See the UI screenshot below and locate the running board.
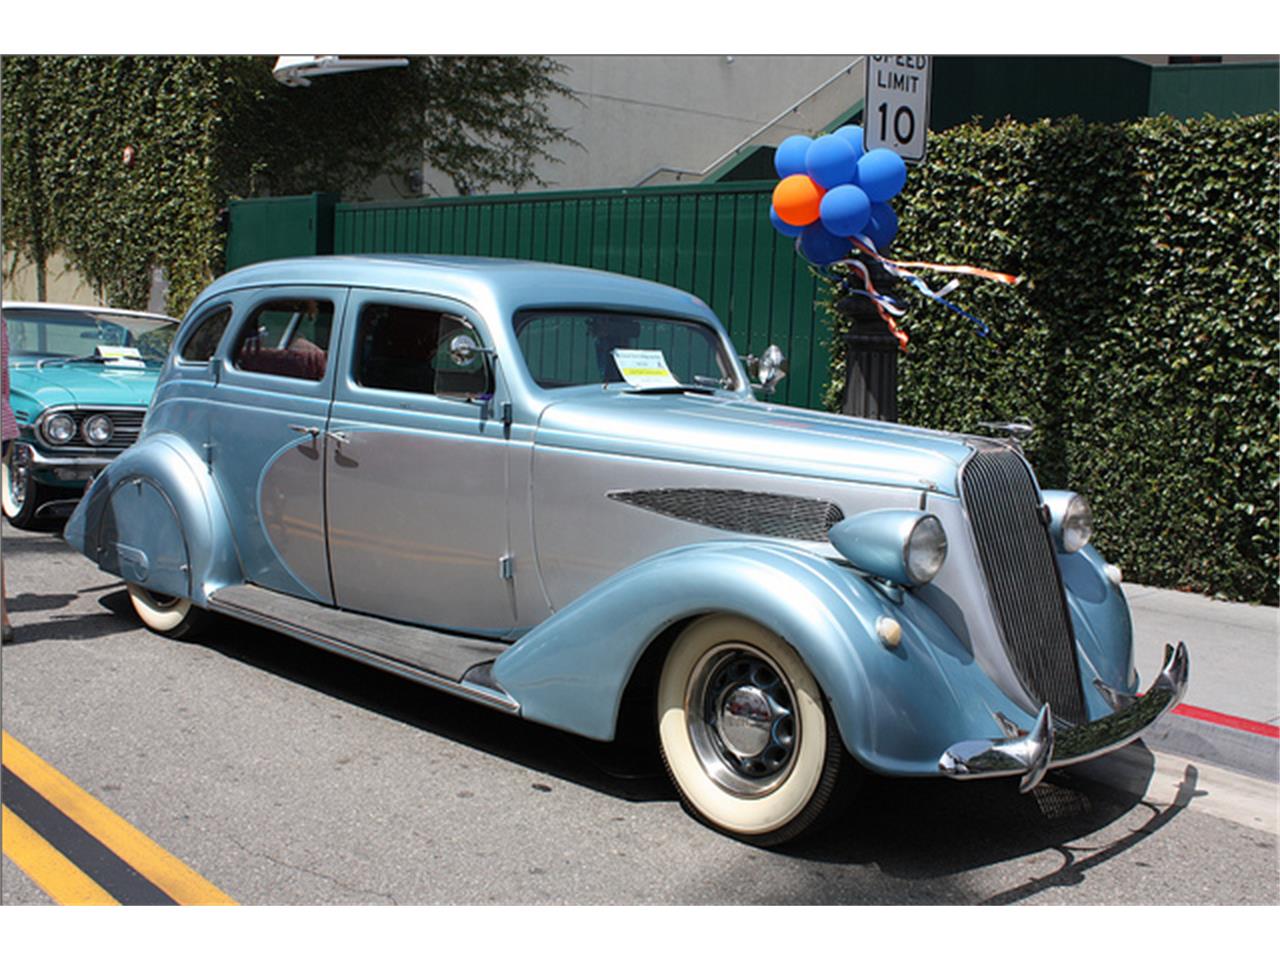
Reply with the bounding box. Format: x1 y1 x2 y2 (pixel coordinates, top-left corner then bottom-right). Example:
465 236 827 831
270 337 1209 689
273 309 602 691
208 584 520 714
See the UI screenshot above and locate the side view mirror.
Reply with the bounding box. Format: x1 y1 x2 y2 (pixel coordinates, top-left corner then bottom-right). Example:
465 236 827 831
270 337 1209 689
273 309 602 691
743 344 788 394
449 333 489 367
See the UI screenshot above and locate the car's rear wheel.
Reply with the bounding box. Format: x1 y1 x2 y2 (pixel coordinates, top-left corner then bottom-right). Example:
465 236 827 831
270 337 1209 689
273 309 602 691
126 583 207 639
2 445 48 530
656 613 854 846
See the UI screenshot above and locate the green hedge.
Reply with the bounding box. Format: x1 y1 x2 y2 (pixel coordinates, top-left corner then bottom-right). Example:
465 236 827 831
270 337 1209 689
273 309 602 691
823 115 1278 604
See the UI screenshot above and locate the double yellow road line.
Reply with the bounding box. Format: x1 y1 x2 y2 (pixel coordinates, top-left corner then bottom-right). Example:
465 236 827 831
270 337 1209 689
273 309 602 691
2 731 236 905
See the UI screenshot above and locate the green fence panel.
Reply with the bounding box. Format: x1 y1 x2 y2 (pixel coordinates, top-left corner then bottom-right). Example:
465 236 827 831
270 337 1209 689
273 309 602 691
224 184 830 408
225 192 337 271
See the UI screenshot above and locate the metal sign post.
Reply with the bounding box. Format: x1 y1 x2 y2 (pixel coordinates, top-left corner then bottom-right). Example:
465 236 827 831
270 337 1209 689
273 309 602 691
864 55 932 163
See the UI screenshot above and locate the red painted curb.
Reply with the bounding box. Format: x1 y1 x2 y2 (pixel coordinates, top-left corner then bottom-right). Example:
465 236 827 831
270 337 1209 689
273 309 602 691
1172 703 1280 739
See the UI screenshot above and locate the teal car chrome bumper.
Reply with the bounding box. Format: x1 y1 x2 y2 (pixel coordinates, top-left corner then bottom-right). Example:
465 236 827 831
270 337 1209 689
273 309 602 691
938 642 1190 792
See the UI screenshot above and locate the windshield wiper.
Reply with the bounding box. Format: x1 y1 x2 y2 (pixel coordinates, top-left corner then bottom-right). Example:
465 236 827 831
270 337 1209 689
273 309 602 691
36 354 108 369
622 384 717 396
36 354 157 369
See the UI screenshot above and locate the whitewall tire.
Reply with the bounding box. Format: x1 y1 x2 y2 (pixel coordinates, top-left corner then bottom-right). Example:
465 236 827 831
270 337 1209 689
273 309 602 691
2 446 46 529
126 583 205 639
657 614 851 846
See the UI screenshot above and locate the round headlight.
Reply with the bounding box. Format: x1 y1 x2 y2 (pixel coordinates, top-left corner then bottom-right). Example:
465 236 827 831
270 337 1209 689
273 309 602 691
904 515 948 585
1061 494 1093 553
83 413 114 446
43 412 76 445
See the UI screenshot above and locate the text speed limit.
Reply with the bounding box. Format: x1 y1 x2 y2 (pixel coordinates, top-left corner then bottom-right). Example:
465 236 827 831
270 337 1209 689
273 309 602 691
864 56 932 163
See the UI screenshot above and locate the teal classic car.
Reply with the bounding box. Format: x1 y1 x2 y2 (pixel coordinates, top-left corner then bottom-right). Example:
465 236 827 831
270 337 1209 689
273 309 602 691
2 301 178 529
64 256 1188 845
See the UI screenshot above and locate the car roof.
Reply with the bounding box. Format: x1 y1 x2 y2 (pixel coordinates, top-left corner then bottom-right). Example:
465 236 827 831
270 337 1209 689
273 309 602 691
194 254 715 322
2 301 177 322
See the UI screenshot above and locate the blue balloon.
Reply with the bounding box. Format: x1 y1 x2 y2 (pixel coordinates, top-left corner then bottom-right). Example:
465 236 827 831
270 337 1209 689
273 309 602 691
819 184 871 237
805 134 859 189
857 148 908 202
799 222 851 266
863 202 899 251
774 135 813 178
769 205 805 238
832 125 865 161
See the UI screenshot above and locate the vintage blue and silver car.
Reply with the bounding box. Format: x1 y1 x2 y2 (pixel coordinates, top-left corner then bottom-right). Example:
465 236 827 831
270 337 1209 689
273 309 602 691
65 255 1188 845
3 301 178 528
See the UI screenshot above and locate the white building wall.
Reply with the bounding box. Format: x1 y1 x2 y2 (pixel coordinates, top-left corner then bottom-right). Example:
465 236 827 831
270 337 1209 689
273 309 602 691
416 54 867 197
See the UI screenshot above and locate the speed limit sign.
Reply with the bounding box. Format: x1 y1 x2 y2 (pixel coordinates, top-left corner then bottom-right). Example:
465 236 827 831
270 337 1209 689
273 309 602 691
864 55 932 163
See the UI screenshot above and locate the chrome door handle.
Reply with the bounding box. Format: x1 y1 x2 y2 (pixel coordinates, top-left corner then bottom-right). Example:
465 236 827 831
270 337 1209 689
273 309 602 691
324 430 349 445
287 424 320 438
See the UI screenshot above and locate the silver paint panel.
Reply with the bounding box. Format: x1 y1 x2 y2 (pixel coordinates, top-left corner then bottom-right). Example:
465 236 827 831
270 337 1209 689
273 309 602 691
259 436 333 600
325 424 514 632
530 445 921 612
915 494 1040 717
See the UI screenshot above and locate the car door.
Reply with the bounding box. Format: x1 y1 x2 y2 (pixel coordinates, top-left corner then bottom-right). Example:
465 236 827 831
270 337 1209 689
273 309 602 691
324 288 515 635
207 287 346 603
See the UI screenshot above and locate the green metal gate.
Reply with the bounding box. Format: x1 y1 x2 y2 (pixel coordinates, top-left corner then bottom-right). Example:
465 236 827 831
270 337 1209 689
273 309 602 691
328 183 830 409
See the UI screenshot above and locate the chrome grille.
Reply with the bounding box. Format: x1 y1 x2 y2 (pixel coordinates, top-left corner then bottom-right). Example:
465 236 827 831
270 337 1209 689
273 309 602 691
607 488 844 542
960 446 1087 725
40 408 145 455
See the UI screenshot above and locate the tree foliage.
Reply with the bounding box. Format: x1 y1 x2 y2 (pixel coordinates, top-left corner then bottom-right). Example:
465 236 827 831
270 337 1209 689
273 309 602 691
2 55 571 312
822 114 1279 603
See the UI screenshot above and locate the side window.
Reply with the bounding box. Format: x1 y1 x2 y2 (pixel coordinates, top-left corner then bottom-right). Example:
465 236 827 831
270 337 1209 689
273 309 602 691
180 306 232 361
355 304 490 398
232 298 334 381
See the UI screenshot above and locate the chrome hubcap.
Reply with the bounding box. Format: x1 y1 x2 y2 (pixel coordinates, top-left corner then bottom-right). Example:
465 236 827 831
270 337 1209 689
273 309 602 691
687 644 799 797
5 450 29 509
141 589 182 610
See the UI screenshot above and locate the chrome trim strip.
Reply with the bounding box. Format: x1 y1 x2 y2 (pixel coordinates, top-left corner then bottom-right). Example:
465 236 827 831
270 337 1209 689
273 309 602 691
23 444 113 470
938 642 1190 791
207 594 522 714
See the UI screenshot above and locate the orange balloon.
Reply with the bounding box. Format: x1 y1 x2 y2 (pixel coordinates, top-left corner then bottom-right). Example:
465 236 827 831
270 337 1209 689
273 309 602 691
772 174 825 227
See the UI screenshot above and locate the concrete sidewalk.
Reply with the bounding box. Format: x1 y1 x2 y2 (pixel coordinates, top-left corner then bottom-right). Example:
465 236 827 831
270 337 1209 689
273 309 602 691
1124 583 1279 781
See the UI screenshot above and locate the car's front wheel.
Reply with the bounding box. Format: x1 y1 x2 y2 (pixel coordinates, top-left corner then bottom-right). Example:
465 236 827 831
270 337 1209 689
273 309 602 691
2 445 48 530
657 614 855 846
126 583 207 639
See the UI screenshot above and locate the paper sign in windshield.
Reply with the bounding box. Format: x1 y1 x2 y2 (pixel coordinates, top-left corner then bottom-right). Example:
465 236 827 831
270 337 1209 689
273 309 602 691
612 349 679 389
96 345 145 367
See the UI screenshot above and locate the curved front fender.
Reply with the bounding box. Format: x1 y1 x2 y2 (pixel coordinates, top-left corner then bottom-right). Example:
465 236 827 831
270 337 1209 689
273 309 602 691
492 540 1033 776
65 432 242 605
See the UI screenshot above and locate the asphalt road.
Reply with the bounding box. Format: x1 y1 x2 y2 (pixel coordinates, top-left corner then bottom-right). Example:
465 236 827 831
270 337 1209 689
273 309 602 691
3 521 1278 907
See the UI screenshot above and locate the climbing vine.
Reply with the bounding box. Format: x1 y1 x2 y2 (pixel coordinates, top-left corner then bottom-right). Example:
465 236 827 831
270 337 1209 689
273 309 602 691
2 55 570 315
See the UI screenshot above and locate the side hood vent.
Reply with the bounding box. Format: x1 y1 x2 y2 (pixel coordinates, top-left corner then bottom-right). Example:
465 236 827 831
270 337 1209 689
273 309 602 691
608 487 844 542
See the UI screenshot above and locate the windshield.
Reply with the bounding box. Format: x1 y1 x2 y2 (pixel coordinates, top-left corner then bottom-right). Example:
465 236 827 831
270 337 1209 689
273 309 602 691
514 310 739 390
3 307 178 363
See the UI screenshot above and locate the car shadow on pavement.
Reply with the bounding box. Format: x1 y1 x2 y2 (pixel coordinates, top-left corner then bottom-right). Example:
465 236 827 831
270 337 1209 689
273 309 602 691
784 747 1189 883
90 588 1187 881
5 610 135 645
127 592 675 803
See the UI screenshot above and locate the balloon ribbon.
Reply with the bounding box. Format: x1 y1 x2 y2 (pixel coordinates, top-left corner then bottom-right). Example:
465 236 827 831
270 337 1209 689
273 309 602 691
838 260 910 352
842 238 1024 340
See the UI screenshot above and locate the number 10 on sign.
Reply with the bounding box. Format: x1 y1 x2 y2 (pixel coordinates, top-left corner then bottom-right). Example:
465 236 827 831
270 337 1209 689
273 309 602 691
864 55 931 163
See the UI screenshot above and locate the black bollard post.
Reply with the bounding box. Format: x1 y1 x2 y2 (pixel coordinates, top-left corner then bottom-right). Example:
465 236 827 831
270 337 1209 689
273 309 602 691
837 259 902 422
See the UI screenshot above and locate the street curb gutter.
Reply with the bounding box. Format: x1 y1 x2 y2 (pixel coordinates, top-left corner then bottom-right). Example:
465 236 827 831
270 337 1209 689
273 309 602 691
1141 714 1279 783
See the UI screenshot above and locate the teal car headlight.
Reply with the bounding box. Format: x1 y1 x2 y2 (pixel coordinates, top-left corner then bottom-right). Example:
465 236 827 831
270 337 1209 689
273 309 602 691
83 413 114 446
42 412 77 445
829 509 948 587
1043 490 1093 553
905 515 948 584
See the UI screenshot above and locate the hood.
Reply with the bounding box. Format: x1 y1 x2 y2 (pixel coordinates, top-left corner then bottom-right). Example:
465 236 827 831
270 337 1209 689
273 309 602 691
7 360 162 409
534 391 975 496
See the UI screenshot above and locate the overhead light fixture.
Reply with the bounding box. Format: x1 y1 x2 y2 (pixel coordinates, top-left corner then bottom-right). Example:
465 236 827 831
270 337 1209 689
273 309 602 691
272 56 410 88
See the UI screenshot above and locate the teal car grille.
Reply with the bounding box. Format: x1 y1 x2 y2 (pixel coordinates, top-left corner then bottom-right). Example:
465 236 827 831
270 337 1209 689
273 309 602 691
961 446 1087 726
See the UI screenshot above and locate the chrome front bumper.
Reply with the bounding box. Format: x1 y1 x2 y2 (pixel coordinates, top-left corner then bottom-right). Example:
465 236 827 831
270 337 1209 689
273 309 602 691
19 442 113 471
938 642 1190 792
